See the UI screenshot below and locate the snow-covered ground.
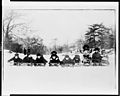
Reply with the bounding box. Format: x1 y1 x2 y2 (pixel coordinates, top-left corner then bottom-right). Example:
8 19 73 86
2 50 118 95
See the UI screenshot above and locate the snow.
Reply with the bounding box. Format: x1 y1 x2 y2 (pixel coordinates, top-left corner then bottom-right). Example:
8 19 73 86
2 50 118 95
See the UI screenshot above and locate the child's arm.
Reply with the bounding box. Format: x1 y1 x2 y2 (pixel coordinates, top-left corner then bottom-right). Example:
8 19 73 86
92 53 96 59
43 58 47 62
89 49 92 53
80 50 83 54
8 57 15 62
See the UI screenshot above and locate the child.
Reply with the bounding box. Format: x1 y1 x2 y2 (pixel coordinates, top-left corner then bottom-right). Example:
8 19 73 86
73 55 80 63
62 55 74 65
35 53 47 66
82 45 91 63
49 51 61 65
22 53 34 63
8 53 22 65
92 47 102 65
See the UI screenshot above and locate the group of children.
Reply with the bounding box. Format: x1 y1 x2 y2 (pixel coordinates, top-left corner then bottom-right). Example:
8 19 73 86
81 45 103 65
8 44 105 66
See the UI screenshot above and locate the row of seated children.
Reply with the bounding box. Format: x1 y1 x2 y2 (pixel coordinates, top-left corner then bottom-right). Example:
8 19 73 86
8 53 47 65
47 45 103 65
8 51 80 65
8 44 103 65
49 51 80 66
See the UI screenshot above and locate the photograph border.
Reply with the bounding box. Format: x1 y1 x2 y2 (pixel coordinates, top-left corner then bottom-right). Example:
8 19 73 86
2 1 119 95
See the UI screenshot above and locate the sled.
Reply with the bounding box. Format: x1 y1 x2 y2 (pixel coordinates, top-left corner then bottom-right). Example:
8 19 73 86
9 62 22 66
9 62 33 66
20 63 34 66
100 60 109 66
82 58 91 66
92 60 109 66
60 62 75 67
83 62 91 66
49 63 60 66
34 63 46 66
92 62 101 66
74 62 81 66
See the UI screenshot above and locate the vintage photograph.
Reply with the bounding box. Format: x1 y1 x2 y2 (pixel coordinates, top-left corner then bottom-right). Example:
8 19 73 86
2 1 118 95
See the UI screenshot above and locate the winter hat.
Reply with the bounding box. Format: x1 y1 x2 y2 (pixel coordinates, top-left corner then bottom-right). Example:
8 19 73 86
83 44 89 50
51 51 57 55
37 53 42 56
94 47 100 51
65 55 69 58
75 55 80 58
15 53 19 56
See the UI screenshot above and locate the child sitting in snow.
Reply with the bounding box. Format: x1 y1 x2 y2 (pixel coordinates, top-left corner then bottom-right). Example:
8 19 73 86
35 53 47 66
72 55 80 63
92 47 103 65
22 53 34 63
49 51 61 64
8 53 22 65
62 55 74 65
82 45 91 63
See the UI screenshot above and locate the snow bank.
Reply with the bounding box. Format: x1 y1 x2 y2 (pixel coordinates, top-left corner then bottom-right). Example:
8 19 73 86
2 49 117 95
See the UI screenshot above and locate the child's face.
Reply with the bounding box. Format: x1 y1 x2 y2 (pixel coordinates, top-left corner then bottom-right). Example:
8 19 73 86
53 56 56 59
15 56 18 59
95 50 99 53
37 56 41 58
66 57 69 60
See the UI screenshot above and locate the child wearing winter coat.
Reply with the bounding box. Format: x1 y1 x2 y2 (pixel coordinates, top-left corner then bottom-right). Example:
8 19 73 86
8 53 22 65
35 53 47 65
62 55 74 65
73 55 80 63
49 51 60 63
83 45 92 58
22 53 34 63
92 47 102 64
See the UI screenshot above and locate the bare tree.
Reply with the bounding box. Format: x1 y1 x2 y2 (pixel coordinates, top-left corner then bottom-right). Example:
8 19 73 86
75 38 85 50
2 10 26 50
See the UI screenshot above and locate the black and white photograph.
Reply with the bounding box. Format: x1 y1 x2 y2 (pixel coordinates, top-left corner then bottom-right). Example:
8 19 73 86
2 1 119 95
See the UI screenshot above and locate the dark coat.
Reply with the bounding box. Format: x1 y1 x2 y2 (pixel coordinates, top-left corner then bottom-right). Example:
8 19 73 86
62 55 74 64
92 52 102 63
24 48 27 55
73 55 80 63
49 54 60 63
35 56 47 63
23 56 34 63
8 57 22 63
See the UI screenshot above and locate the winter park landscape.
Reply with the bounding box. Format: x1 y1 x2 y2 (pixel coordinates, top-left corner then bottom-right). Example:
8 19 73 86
2 5 118 95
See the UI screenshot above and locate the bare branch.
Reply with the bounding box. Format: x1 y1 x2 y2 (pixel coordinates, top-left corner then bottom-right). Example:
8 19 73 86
2 21 5 33
8 23 26 32
6 17 13 34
